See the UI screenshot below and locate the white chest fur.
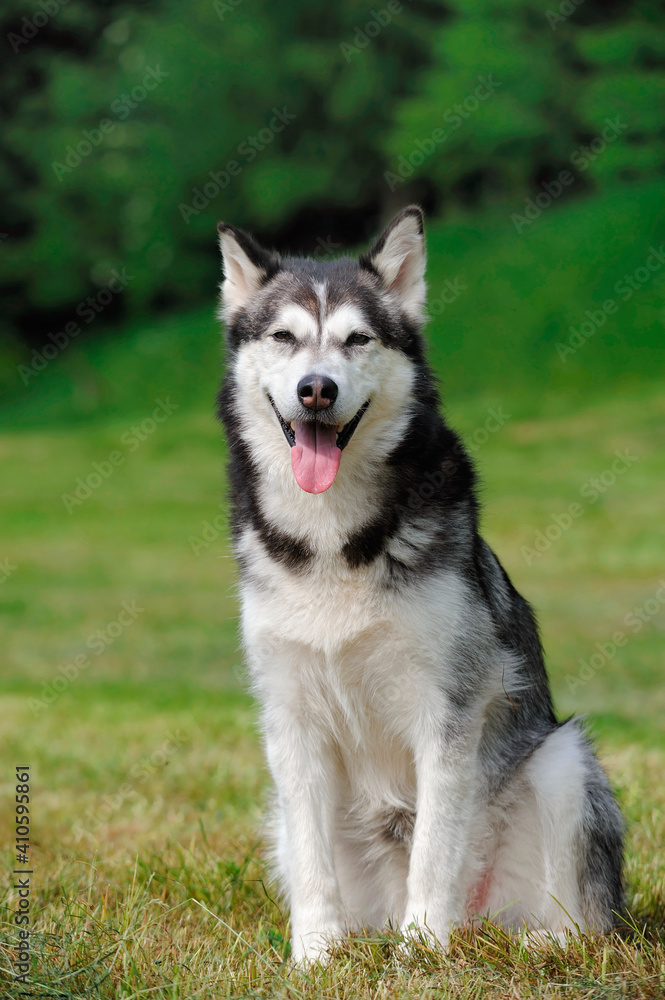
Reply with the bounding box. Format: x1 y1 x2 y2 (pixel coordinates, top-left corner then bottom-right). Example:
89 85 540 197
238 531 481 750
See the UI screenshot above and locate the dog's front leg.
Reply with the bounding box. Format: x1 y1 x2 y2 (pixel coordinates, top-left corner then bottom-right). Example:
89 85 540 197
264 712 344 964
403 707 481 950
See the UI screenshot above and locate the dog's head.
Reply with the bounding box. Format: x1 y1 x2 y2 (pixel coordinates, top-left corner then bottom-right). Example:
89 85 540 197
218 207 428 495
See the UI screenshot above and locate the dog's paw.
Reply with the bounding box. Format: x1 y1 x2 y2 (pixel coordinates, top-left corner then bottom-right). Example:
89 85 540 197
290 921 344 966
399 911 452 953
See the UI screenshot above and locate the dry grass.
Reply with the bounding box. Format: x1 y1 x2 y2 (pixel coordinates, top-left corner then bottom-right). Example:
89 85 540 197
1 744 663 998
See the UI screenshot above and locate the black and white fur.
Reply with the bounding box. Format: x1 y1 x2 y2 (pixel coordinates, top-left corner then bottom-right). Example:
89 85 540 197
216 207 624 963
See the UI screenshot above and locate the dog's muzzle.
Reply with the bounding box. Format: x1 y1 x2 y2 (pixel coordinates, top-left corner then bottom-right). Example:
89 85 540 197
267 395 370 494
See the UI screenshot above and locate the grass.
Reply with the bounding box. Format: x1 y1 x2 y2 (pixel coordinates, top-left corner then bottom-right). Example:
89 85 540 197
1 187 665 996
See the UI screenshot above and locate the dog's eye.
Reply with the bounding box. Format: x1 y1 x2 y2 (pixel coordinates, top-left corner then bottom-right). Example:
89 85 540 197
272 331 295 343
346 332 371 346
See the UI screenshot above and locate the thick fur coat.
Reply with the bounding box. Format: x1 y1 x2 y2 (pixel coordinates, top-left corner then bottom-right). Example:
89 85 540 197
216 207 624 963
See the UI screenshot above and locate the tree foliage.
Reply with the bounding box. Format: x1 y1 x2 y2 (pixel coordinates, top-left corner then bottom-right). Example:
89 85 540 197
1 0 663 352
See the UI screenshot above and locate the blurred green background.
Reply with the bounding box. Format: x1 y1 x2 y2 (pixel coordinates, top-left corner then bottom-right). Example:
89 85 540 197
1 1 665 992
1 0 665 789
1 0 664 775
2 0 665 407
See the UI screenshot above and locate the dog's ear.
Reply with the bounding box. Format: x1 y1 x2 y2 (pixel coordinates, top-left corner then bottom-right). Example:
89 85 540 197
217 222 280 321
359 206 426 322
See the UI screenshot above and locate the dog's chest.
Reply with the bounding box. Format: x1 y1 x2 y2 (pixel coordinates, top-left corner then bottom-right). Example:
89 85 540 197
239 538 477 818
240 545 470 746
247 569 424 795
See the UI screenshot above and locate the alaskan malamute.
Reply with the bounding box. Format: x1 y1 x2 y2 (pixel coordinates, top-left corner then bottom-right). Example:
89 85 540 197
216 207 623 963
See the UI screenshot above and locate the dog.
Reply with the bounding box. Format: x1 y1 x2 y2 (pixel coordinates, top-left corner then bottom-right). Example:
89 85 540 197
216 206 624 963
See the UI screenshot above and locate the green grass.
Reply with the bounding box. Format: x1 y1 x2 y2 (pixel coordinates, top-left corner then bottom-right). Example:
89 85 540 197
1 189 665 996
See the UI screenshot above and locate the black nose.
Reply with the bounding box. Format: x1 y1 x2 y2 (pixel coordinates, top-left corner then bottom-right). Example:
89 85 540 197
297 374 338 411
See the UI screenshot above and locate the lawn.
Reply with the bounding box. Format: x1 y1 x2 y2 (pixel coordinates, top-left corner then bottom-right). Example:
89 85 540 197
1 189 664 996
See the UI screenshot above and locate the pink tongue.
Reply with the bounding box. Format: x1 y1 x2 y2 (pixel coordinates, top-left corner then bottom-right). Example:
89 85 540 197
291 422 341 494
